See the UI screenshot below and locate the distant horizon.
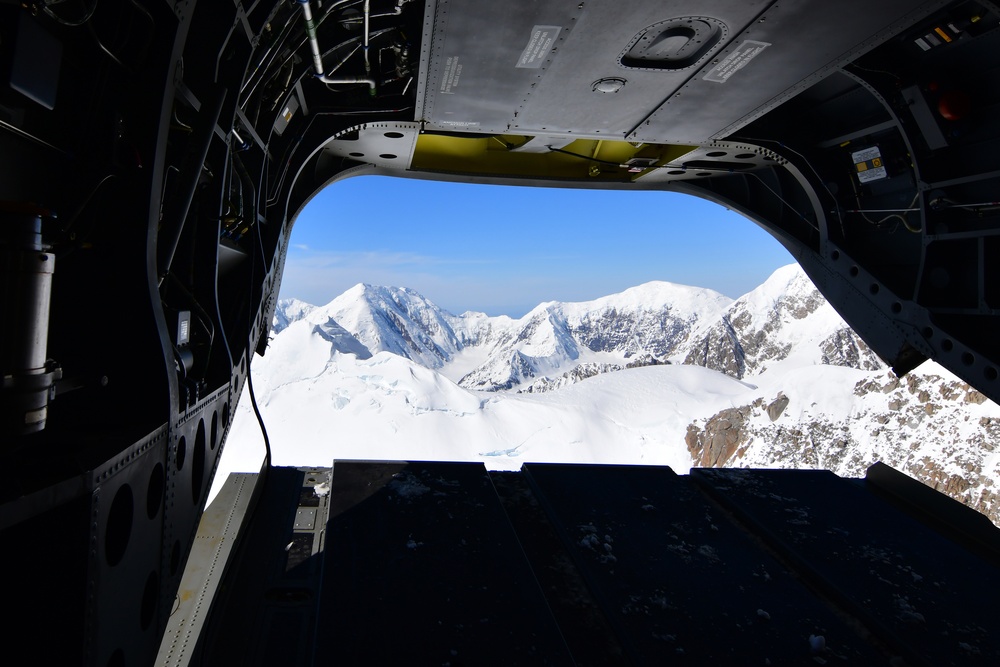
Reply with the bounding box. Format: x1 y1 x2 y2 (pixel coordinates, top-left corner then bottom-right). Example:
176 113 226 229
279 175 794 318
277 267 800 318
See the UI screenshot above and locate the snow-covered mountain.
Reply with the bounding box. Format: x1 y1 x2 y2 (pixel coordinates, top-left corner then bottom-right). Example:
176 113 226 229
456 282 731 390
272 298 316 334
681 264 885 378
290 284 464 368
225 265 1000 526
273 268 881 395
276 280 732 392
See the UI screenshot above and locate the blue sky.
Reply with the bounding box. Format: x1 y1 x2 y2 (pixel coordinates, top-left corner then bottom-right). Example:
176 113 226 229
280 175 793 316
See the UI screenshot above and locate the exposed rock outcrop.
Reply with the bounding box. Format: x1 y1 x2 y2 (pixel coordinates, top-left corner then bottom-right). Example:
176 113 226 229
682 265 884 379
685 405 753 467
686 370 1000 526
518 355 666 394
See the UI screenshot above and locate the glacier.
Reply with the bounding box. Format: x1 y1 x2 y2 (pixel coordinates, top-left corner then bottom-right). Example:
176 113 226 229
217 265 1000 525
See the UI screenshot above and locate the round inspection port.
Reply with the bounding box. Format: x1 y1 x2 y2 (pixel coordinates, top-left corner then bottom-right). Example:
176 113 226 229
106 484 134 567
140 571 159 631
176 436 186 471
211 410 218 450
170 540 181 576
192 419 206 505
147 463 164 520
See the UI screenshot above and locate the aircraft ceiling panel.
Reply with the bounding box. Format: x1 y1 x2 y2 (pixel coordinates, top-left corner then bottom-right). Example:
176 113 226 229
417 0 586 134
419 0 773 139
631 0 950 144
318 122 422 171
508 0 772 140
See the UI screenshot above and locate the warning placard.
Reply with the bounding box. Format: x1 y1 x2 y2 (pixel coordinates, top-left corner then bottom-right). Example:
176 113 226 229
440 56 463 94
704 40 771 83
516 25 562 69
852 146 888 184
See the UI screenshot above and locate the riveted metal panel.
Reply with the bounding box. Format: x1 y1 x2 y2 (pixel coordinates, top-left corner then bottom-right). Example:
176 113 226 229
513 1 771 139
418 0 772 139
319 121 422 170
631 0 951 143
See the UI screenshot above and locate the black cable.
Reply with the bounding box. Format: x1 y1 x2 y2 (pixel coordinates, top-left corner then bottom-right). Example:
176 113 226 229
545 145 623 168
933 198 1000 212
58 173 116 247
241 3 303 99
544 142 819 227
246 359 272 468
42 0 99 27
264 106 414 205
845 165 921 233
846 61 902 85
545 144 744 173
86 0 154 73
746 172 819 231
237 149 273 469
732 136 845 236
0 118 67 154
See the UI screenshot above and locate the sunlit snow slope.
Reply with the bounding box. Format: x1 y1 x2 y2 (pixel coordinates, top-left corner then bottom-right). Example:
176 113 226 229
213 266 1000 525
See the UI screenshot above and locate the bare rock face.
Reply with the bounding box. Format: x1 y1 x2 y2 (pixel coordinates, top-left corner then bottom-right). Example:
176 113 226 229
683 316 746 378
682 266 883 379
686 369 1000 526
461 286 725 391
572 307 692 359
685 405 752 467
518 355 666 394
721 307 796 376
766 393 789 422
820 329 883 370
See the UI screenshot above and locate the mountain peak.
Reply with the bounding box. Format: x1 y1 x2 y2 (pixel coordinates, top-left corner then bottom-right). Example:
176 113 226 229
307 283 463 369
275 265 879 390
683 263 884 379
455 281 733 391
272 297 318 333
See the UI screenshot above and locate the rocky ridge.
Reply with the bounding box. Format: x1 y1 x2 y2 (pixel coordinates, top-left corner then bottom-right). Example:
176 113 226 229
276 280 731 392
456 282 731 391
271 266 1000 526
517 355 667 394
682 264 884 378
685 365 1000 525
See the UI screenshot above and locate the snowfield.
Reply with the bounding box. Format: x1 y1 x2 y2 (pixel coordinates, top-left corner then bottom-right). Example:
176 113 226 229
214 351 752 502
209 266 1000 526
